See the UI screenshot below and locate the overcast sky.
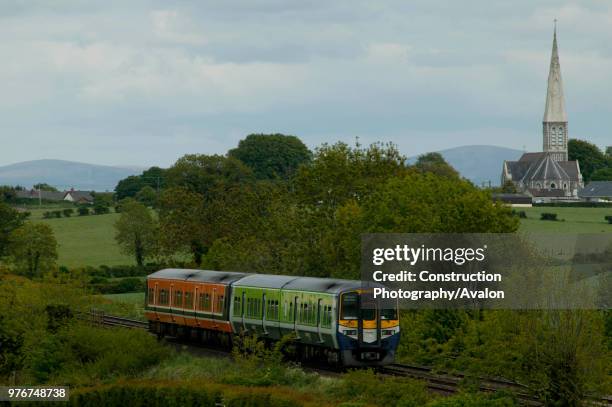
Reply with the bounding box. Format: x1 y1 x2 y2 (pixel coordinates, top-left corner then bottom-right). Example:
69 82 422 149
1 1 611 168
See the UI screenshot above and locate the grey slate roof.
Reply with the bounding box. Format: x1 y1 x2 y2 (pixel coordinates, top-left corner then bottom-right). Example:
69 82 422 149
65 191 94 202
504 152 580 184
579 181 612 198
521 154 570 182
148 269 250 284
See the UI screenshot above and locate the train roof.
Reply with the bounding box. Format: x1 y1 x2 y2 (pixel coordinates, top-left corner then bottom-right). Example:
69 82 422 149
148 269 249 284
234 274 364 294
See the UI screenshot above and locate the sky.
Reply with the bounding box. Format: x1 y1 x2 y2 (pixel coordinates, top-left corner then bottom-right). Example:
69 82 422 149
1 0 611 168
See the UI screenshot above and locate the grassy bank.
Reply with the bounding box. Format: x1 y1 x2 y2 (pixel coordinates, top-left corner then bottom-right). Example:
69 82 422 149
519 206 612 233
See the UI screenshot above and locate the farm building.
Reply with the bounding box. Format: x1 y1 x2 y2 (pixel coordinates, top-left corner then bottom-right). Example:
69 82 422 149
579 181 612 202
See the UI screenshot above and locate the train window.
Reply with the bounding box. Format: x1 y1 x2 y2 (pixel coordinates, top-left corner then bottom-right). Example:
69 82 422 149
174 290 183 307
361 302 376 321
159 289 169 306
289 302 293 320
381 308 397 320
217 295 224 313
341 293 359 320
148 288 155 304
234 296 241 316
185 291 193 309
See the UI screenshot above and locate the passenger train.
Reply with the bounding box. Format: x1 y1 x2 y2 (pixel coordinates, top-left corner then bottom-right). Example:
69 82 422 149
144 269 400 366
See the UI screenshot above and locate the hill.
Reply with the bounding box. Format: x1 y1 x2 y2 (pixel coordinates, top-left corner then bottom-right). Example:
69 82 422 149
0 159 143 191
408 145 524 186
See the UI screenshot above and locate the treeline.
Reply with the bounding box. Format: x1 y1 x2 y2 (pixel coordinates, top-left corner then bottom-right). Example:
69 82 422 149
111 135 518 277
568 140 612 182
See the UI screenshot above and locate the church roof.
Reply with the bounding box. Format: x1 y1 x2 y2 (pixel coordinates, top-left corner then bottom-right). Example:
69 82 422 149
504 152 580 183
521 153 570 182
543 27 568 123
579 181 612 198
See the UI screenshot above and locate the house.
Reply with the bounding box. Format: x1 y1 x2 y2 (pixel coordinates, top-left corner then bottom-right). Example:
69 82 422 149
63 190 94 204
579 181 612 202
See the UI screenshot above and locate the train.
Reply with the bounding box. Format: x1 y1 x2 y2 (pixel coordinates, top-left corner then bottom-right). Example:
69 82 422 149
144 269 400 366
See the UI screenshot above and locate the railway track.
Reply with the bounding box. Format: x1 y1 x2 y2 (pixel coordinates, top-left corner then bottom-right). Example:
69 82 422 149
83 311 612 406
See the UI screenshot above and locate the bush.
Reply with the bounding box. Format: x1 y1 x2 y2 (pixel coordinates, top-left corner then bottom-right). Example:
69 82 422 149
426 392 518 407
512 210 527 219
52 210 62 218
540 212 558 221
89 277 144 294
43 211 52 219
63 208 74 218
605 215 612 224
78 207 90 216
94 201 110 215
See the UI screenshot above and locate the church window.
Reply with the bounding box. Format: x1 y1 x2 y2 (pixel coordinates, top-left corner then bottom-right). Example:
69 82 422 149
550 182 556 189
563 183 568 189
536 183 541 189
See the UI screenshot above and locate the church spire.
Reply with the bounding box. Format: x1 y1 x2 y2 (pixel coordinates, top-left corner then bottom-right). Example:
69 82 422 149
543 22 567 122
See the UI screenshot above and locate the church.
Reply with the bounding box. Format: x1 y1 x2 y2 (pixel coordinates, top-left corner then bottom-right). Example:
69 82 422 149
501 28 583 198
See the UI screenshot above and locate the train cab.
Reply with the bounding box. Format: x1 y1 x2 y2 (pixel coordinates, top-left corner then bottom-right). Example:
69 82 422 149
337 289 400 366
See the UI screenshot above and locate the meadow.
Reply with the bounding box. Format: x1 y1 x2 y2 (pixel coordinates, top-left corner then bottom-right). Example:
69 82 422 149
519 206 612 233
32 208 134 268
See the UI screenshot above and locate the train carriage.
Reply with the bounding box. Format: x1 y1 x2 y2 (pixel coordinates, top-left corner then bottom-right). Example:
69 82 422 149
145 269 400 367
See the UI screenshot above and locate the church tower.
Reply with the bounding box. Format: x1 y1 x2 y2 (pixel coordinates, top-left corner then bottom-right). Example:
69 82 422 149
543 24 568 161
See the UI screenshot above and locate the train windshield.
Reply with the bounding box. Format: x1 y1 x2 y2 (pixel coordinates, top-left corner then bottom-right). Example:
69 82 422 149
360 302 376 321
341 292 359 320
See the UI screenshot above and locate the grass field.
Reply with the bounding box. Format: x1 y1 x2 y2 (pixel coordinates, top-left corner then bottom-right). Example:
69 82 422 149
519 207 612 233
34 211 134 268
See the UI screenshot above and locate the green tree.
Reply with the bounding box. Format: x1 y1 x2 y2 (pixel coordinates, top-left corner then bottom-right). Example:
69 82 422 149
8 222 58 278
568 139 607 182
0 202 26 258
590 167 612 181
413 152 460 179
32 183 58 192
228 133 312 180
501 180 518 193
165 154 254 197
114 167 166 200
293 141 408 209
135 185 158 208
114 200 157 267
157 187 206 264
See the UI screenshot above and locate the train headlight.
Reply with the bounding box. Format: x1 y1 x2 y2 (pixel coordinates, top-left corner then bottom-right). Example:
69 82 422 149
343 329 357 336
382 329 395 336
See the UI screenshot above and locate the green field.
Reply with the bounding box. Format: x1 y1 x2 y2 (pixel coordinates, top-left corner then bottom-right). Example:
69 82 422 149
34 211 134 268
519 207 612 233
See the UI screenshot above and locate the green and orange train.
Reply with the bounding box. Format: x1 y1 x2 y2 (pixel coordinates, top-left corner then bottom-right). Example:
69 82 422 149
145 269 400 366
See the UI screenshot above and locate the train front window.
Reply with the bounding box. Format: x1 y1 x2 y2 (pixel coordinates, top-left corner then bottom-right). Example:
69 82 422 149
360 302 376 321
380 308 397 320
341 292 359 320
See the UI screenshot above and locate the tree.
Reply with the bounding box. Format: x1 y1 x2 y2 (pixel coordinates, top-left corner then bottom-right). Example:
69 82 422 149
228 133 312 180
165 154 254 197
32 183 58 192
157 188 206 264
590 167 612 181
114 167 166 200
8 222 58 278
0 202 26 258
293 141 408 209
413 152 460 179
501 180 518 193
606 146 612 158
114 200 157 267
568 139 607 182
135 186 158 208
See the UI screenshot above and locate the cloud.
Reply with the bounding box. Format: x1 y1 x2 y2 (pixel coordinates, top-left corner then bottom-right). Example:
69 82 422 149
0 0 611 168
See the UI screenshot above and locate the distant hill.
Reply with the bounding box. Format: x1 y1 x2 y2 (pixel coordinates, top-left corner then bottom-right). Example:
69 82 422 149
0 160 144 191
408 145 524 186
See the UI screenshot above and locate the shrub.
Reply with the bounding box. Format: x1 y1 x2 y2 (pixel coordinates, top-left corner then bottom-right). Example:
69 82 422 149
63 208 74 217
540 212 558 221
43 211 52 219
426 391 518 406
52 210 62 218
94 201 110 215
512 210 527 219
78 207 89 216
605 215 612 224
